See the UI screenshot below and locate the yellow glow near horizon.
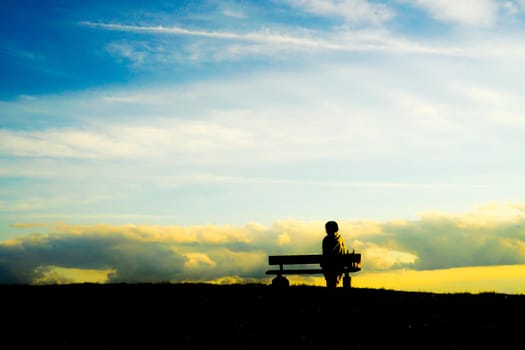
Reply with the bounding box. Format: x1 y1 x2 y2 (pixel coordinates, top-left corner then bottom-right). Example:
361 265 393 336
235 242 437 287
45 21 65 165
33 266 116 285
278 264 525 294
354 264 525 294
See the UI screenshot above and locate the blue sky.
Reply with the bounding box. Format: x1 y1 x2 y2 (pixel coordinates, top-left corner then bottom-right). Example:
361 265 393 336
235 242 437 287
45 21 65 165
1 0 525 292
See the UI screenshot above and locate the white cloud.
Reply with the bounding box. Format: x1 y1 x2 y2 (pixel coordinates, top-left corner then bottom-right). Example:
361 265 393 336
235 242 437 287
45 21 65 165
0 128 144 159
82 21 343 49
81 20 467 60
286 0 395 25
289 0 395 24
220 3 247 19
106 41 151 67
79 18 525 68
1 51 523 168
451 83 525 128
402 0 500 27
0 195 113 212
499 0 525 15
361 244 418 269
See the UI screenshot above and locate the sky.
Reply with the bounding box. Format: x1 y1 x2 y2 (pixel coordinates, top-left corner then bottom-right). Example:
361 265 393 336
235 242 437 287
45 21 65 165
1 0 525 293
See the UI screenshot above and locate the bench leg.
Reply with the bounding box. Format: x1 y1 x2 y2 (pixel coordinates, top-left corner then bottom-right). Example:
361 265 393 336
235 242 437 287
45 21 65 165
343 274 351 288
271 275 290 287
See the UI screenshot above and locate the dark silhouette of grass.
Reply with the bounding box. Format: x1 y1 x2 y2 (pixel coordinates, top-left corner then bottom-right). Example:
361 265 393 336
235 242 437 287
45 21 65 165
3 283 523 349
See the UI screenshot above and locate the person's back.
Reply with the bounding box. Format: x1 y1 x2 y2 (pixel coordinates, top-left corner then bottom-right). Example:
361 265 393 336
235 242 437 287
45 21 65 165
321 220 347 288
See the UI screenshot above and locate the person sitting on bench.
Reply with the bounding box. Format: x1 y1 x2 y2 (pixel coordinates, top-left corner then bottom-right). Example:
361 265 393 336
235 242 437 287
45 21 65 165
321 220 347 288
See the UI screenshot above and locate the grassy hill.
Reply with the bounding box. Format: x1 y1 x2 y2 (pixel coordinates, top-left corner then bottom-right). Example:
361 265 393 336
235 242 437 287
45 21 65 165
3 283 523 349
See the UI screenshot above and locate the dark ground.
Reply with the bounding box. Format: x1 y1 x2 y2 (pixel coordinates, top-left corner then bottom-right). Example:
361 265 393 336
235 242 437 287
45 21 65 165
2 283 524 349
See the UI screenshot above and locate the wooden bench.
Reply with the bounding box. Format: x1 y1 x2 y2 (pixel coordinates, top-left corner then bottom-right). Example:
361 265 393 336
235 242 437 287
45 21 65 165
266 252 361 288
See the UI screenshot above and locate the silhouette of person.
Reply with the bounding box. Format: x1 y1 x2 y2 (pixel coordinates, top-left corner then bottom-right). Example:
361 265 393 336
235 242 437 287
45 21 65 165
321 220 347 288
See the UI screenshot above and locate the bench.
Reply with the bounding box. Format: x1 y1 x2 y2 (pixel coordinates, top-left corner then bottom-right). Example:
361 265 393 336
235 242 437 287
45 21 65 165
266 252 361 288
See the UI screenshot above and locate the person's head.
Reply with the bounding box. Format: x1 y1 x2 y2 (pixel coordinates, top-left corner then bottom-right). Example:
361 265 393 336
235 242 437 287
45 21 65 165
325 220 339 235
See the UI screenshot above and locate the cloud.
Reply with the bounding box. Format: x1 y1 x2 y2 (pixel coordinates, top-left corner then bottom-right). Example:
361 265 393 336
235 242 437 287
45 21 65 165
81 20 467 61
77 6 525 66
0 194 114 212
1 202 524 289
221 7 246 19
401 0 503 27
0 120 252 160
0 128 144 159
105 41 153 68
0 56 523 226
81 21 344 49
3 52 521 163
9 223 50 229
0 222 275 284
377 202 525 270
286 0 395 25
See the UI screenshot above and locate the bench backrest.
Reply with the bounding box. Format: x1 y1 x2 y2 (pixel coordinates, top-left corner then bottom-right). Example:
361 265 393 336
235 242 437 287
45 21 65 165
268 253 361 269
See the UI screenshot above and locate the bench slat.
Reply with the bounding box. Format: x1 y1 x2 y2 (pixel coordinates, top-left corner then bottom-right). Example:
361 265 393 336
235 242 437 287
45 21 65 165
266 268 324 275
266 267 360 275
268 253 361 266
269 254 322 265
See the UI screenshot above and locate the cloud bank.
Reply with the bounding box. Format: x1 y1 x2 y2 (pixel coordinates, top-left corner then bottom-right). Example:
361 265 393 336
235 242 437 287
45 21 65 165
1 202 524 292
